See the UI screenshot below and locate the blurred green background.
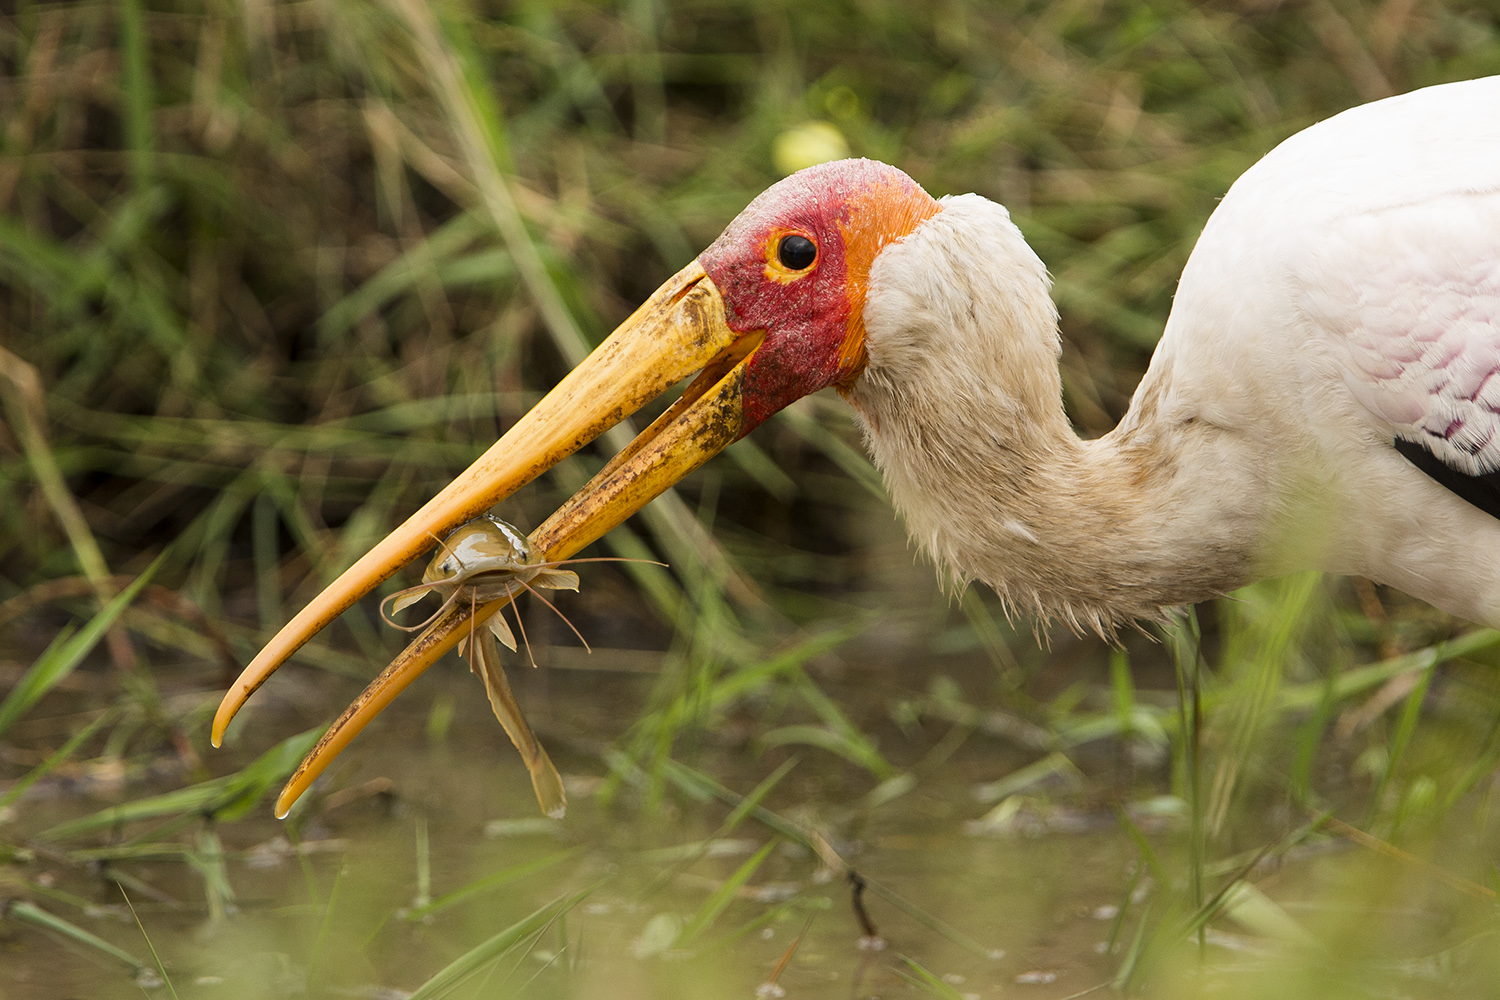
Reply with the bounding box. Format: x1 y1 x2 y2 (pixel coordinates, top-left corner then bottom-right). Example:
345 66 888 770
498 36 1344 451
3 1 1500 997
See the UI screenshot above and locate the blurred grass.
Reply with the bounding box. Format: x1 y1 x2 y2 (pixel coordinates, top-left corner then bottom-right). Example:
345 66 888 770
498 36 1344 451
3 0 1500 997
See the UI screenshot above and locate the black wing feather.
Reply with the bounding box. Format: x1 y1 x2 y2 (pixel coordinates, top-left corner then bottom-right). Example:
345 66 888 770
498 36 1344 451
1394 437 1500 521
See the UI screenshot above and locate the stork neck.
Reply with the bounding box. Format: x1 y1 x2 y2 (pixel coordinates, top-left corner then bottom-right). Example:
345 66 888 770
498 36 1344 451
846 194 1267 630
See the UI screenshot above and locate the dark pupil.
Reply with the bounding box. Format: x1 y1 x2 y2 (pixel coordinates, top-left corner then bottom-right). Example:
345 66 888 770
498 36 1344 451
778 235 817 270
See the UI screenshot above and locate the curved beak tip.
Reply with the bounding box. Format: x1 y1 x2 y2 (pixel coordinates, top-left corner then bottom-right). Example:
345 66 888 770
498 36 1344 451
220 260 761 816
210 711 229 749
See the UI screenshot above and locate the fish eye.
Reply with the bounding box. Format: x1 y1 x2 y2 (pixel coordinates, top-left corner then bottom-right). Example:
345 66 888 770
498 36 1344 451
777 234 817 270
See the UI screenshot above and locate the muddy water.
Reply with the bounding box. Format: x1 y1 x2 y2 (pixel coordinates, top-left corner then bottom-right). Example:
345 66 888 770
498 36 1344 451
0 646 1131 1000
4 641 1499 1000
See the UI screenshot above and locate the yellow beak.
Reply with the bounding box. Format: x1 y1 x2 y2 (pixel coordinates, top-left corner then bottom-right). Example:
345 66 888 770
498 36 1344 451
212 259 762 815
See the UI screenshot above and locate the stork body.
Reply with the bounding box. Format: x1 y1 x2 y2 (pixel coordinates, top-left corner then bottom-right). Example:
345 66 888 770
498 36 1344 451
855 75 1500 629
217 75 1500 815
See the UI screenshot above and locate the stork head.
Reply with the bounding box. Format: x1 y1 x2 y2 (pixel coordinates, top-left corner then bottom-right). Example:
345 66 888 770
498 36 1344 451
699 159 941 429
215 159 941 815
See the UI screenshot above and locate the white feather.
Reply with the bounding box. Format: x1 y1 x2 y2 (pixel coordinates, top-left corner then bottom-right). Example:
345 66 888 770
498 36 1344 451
849 75 1500 629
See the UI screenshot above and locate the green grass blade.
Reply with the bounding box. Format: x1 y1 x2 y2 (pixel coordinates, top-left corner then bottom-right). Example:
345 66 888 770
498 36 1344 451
640 757 800 900
1367 654 1439 829
405 886 596 1000
759 724 892 778
4 899 148 972
38 782 223 841
403 848 583 922
1277 630 1499 712
119 887 178 999
675 839 776 947
972 751 1082 805
118 0 154 189
723 437 797 502
317 210 489 343
0 554 163 739
652 758 816 850
190 827 235 922
1167 610 1205 921
775 404 886 499
793 672 896 779
1113 899 1154 991
38 726 322 839
0 346 113 585
858 877 1000 959
1110 647 1135 727
697 896 825 956
896 954 968 999
724 757 800 832
0 711 112 810
211 725 327 820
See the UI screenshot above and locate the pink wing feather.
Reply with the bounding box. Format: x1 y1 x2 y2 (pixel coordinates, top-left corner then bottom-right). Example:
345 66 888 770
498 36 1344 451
1302 192 1500 475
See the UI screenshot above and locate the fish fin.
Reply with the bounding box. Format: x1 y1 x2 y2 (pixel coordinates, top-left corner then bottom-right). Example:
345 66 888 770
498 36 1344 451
391 588 431 613
536 569 579 592
472 630 567 818
489 614 518 651
527 745 568 820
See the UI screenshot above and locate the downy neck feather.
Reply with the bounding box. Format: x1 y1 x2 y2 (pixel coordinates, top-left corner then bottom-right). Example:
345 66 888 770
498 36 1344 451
844 194 1270 632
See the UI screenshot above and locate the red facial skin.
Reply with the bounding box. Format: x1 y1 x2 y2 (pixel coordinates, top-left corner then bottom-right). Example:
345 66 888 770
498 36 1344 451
699 159 942 436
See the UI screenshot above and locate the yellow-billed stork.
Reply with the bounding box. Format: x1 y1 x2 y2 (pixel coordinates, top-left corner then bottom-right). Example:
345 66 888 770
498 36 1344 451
215 75 1500 815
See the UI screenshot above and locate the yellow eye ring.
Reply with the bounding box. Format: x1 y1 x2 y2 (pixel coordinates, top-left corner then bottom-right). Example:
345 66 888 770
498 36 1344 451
763 229 818 284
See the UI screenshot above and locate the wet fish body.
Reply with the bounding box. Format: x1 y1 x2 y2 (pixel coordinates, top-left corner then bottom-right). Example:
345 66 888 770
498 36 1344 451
386 514 573 818
463 625 567 819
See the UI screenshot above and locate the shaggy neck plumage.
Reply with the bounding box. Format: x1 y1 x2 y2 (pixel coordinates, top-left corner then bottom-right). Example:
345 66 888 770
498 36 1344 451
844 195 1269 631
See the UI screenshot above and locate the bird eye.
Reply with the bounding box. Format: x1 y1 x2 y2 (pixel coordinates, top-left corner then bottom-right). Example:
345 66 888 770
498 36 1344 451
777 235 817 270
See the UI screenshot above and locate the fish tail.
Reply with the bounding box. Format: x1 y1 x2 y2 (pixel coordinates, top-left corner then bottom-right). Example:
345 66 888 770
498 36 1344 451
473 629 567 818
527 744 568 820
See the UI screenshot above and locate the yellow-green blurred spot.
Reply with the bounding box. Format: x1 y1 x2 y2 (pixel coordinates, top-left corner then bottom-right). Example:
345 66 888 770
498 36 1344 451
772 121 850 176
824 85 859 120
426 692 456 744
